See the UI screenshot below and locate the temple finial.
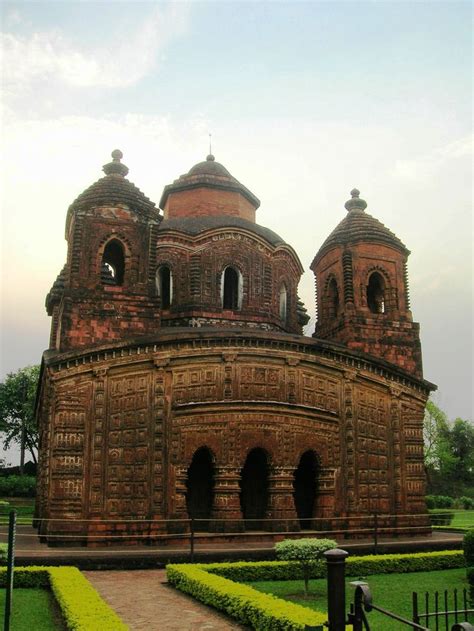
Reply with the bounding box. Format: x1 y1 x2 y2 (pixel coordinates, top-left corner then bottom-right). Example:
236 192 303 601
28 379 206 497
207 133 215 161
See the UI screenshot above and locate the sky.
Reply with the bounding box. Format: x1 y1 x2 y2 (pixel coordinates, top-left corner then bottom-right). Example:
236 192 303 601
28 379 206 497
0 1 472 462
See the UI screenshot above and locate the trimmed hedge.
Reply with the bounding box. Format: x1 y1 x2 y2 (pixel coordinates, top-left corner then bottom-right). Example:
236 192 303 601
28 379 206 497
0 567 127 630
463 529 474 566
198 550 464 583
167 550 463 631
167 564 327 631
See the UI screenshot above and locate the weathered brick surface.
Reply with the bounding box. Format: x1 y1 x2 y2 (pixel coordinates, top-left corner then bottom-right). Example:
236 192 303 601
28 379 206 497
37 156 434 546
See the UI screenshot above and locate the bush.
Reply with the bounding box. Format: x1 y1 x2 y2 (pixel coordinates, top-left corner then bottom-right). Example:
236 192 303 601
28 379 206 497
166 551 464 631
275 538 337 596
0 544 7 563
167 564 327 630
463 530 474 566
429 511 454 526
0 475 36 497
426 495 454 508
459 496 474 510
0 566 127 629
203 550 464 582
466 567 474 585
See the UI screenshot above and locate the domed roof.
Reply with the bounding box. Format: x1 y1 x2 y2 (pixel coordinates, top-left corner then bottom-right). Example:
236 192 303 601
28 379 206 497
66 150 159 231
159 154 260 209
158 215 285 247
315 189 408 262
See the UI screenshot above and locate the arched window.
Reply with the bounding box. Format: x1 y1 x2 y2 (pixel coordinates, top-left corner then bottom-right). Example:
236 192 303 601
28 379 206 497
101 240 125 285
279 284 287 321
156 265 172 309
327 278 339 318
221 266 242 310
367 272 386 314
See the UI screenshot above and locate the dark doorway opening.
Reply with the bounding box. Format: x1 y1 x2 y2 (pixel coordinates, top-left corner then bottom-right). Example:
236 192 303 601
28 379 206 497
293 450 319 529
185 447 214 531
223 267 239 309
240 448 269 530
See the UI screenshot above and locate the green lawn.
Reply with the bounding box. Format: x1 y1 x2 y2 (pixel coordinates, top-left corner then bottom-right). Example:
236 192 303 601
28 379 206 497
0 589 66 630
248 569 473 631
0 498 35 523
430 509 474 530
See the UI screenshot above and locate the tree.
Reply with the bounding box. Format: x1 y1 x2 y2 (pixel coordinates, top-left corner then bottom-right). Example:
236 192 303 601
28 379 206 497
424 399 474 496
275 538 337 597
0 365 40 470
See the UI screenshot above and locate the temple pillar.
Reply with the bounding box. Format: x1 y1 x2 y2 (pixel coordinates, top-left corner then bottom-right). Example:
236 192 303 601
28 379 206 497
211 466 243 532
266 466 299 532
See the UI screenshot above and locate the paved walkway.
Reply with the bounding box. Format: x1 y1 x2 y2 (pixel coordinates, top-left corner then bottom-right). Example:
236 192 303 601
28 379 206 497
84 569 245 630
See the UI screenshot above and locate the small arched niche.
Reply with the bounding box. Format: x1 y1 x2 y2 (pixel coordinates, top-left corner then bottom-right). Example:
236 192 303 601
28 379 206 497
101 239 125 285
367 271 386 314
156 265 173 309
221 266 242 310
185 447 215 531
279 284 288 321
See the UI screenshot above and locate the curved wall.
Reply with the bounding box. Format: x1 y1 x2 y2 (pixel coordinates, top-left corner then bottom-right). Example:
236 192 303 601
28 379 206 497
36 329 431 544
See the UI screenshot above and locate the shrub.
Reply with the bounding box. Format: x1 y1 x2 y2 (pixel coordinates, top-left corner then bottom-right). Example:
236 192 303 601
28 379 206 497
466 567 474 585
275 538 337 597
0 500 10 510
166 551 463 631
425 495 436 509
0 566 127 629
203 550 464 583
426 495 454 508
0 475 36 497
463 530 474 566
167 564 327 630
459 496 474 510
0 544 7 563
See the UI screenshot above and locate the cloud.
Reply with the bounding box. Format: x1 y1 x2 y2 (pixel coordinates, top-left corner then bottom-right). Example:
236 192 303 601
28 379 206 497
392 134 473 182
0 3 190 93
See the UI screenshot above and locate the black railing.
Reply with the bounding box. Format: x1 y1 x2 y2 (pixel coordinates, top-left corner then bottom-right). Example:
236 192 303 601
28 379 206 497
413 589 474 631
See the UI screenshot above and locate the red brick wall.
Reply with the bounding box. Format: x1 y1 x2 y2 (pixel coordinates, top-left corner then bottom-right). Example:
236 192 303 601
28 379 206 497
164 187 256 222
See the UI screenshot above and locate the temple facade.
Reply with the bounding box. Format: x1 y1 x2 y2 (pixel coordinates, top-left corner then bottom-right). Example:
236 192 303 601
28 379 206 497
35 150 435 544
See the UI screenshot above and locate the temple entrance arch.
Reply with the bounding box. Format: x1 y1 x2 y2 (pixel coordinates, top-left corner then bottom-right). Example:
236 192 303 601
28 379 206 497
240 448 269 530
185 447 215 531
293 450 319 529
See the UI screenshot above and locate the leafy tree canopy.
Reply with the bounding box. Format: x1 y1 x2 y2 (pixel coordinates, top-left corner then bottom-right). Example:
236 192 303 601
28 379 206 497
424 399 474 497
0 365 40 465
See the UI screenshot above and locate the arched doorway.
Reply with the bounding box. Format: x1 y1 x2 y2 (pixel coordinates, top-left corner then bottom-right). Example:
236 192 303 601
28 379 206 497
185 447 214 531
240 448 269 530
293 450 319 529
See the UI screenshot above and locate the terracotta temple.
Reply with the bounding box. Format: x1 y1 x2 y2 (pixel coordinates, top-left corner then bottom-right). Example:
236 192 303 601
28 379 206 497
35 150 435 544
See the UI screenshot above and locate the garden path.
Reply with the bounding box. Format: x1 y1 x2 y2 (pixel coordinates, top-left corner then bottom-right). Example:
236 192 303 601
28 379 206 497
84 569 246 630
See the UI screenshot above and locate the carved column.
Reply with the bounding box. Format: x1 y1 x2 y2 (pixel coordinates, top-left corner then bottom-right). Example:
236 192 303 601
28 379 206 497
317 466 337 520
168 464 189 533
211 466 243 532
390 386 403 513
89 367 108 516
148 358 168 537
343 371 357 514
266 466 299 531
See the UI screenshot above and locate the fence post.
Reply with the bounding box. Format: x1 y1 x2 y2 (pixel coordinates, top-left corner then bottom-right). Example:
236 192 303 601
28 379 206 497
190 518 195 562
4 510 17 631
324 548 349 631
412 591 420 630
